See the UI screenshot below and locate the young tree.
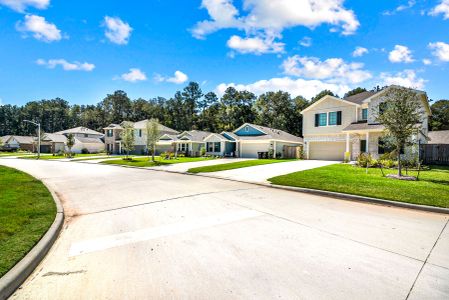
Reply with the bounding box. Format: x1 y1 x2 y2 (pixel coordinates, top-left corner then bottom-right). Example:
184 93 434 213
375 87 422 177
66 133 75 158
120 121 135 159
146 118 160 162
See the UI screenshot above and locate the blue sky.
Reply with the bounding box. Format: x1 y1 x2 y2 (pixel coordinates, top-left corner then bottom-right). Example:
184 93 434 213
0 0 448 106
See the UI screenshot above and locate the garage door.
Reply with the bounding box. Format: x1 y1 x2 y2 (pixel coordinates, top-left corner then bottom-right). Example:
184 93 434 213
309 142 345 161
241 143 270 158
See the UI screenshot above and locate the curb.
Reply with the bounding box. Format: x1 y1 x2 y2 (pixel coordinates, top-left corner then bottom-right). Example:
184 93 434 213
102 162 449 215
0 182 64 300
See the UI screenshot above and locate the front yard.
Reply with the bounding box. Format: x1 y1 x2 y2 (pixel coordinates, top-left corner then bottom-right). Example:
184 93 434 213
268 164 449 208
188 159 294 173
102 156 214 167
0 166 56 277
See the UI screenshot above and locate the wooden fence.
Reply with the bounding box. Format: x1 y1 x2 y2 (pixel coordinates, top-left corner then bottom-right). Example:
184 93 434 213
420 144 449 165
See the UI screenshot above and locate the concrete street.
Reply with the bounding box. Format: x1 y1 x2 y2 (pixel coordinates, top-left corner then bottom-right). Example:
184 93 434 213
0 158 448 299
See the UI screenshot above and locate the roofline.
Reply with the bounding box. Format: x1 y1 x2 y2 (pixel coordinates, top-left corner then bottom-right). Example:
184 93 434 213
232 123 268 135
300 95 360 114
204 133 227 142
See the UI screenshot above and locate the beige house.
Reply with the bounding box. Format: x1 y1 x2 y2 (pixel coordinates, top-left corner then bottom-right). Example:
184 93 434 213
55 127 105 153
301 86 431 161
104 120 179 154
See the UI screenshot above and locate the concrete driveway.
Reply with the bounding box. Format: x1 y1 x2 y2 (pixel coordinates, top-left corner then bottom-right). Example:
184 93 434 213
148 158 250 173
207 159 338 183
0 159 448 299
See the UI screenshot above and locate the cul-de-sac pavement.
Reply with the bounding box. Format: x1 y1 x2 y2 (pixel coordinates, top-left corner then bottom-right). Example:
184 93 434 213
1 158 448 299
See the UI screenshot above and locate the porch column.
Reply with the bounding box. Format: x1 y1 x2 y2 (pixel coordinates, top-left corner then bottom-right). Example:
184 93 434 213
273 141 277 158
366 132 370 154
118 142 122 154
306 142 310 160
346 133 350 152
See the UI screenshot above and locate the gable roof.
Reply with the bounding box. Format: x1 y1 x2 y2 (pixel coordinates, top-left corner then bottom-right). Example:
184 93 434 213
233 123 303 143
75 137 105 144
126 120 179 134
55 126 103 136
10 135 35 144
42 133 67 143
343 91 377 105
103 123 123 130
1 135 11 144
428 130 449 144
204 133 230 142
178 130 212 142
300 95 360 114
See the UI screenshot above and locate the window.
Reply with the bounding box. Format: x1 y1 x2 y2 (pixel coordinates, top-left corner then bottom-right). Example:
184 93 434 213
378 138 403 154
207 142 221 152
138 129 142 137
318 113 327 126
84 134 88 138
328 112 338 125
360 140 367 153
178 143 188 152
245 126 249 132
379 102 387 115
107 130 113 137
362 108 368 120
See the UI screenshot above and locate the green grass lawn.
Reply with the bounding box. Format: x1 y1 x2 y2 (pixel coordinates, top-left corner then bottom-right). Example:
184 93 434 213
188 159 295 173
0 166 56 277
0 152 34 157
268 164 449 208
20 153 108 160
102 156 214 167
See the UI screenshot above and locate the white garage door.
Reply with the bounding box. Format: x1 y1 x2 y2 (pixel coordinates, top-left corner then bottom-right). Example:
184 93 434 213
309 142 345 161
241 143 270 158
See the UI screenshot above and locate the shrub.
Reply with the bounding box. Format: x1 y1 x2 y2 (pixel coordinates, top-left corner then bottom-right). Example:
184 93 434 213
178 153 185 158
356 153 378 167
81 148 90 154
200 146 206 156
380 159 396 169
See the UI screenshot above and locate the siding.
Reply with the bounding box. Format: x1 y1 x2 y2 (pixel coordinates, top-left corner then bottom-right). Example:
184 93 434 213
235 125 265 136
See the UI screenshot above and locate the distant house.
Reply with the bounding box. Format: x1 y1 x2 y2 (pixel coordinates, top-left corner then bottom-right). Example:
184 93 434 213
428 130 449 144
214 123 303 158
2 135 35 152
55 126 105 153
40 133 67 153
158 130 211 156
103 120 179 154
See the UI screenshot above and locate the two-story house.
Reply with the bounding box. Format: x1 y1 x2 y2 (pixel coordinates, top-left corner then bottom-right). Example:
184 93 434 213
55 126 105 153
301 86 431 161
103 120 179 154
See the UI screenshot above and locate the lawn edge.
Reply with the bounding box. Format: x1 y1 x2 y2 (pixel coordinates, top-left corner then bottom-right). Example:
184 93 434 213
98 162 449 215
0 177 64 300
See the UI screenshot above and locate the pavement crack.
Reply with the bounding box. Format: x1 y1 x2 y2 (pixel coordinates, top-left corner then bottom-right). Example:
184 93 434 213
405 218 449 300
75 187 263 217
43 270 86 277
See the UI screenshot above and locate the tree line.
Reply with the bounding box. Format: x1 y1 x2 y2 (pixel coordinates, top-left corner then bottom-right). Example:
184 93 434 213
0 82 447 137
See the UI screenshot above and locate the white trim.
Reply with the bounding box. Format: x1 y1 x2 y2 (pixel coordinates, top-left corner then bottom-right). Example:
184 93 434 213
204 133 227 142
300 95 359 114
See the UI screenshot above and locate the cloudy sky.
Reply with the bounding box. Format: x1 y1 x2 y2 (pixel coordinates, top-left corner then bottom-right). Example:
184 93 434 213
0 0 448 105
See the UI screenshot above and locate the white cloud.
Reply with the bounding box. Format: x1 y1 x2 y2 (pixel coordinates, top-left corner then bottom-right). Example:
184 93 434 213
216 77 350 99
103 16 132 45
299 36 312 47
154 71 188 84
383 1 416 15
192 0 359 55
281 55 372 84
380 70 426 89
352 46 368 57
428 41 449 61
16 14 62 42
120 68 147 82
422 58 432 65
0 0 49 13
226 35 284 54
36 58 95 71
388 45 414 63
429 0 449 19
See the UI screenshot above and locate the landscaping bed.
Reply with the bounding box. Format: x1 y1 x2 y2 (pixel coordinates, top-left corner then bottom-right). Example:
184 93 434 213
268 164 449 208
0 166 56 277
102 156 214 167
188 159 294 173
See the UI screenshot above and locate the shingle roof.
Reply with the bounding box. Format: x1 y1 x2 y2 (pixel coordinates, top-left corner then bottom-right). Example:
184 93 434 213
11 135 35 144
43 133 67 143
103 123 123 130
178 130 212 142
1 135 11 144
235 124 303 143
127 120 179 134
428 130 449 144
342 122 385 132
55 126 103 136
343 91 377 105
75 137 105 144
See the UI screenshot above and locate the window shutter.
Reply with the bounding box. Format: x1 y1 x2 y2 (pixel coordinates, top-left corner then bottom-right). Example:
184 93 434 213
315 114 319 127
337 111 342 125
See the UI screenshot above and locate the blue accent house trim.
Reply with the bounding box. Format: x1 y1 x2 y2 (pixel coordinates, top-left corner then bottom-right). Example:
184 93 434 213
235 125 265 136
222 132 236 141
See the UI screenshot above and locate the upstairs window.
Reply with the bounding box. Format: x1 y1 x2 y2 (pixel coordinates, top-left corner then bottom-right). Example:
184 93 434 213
316 113 327 126
362 108 368 120
138 129 142 137
107 130 113 137
328 112 337 125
